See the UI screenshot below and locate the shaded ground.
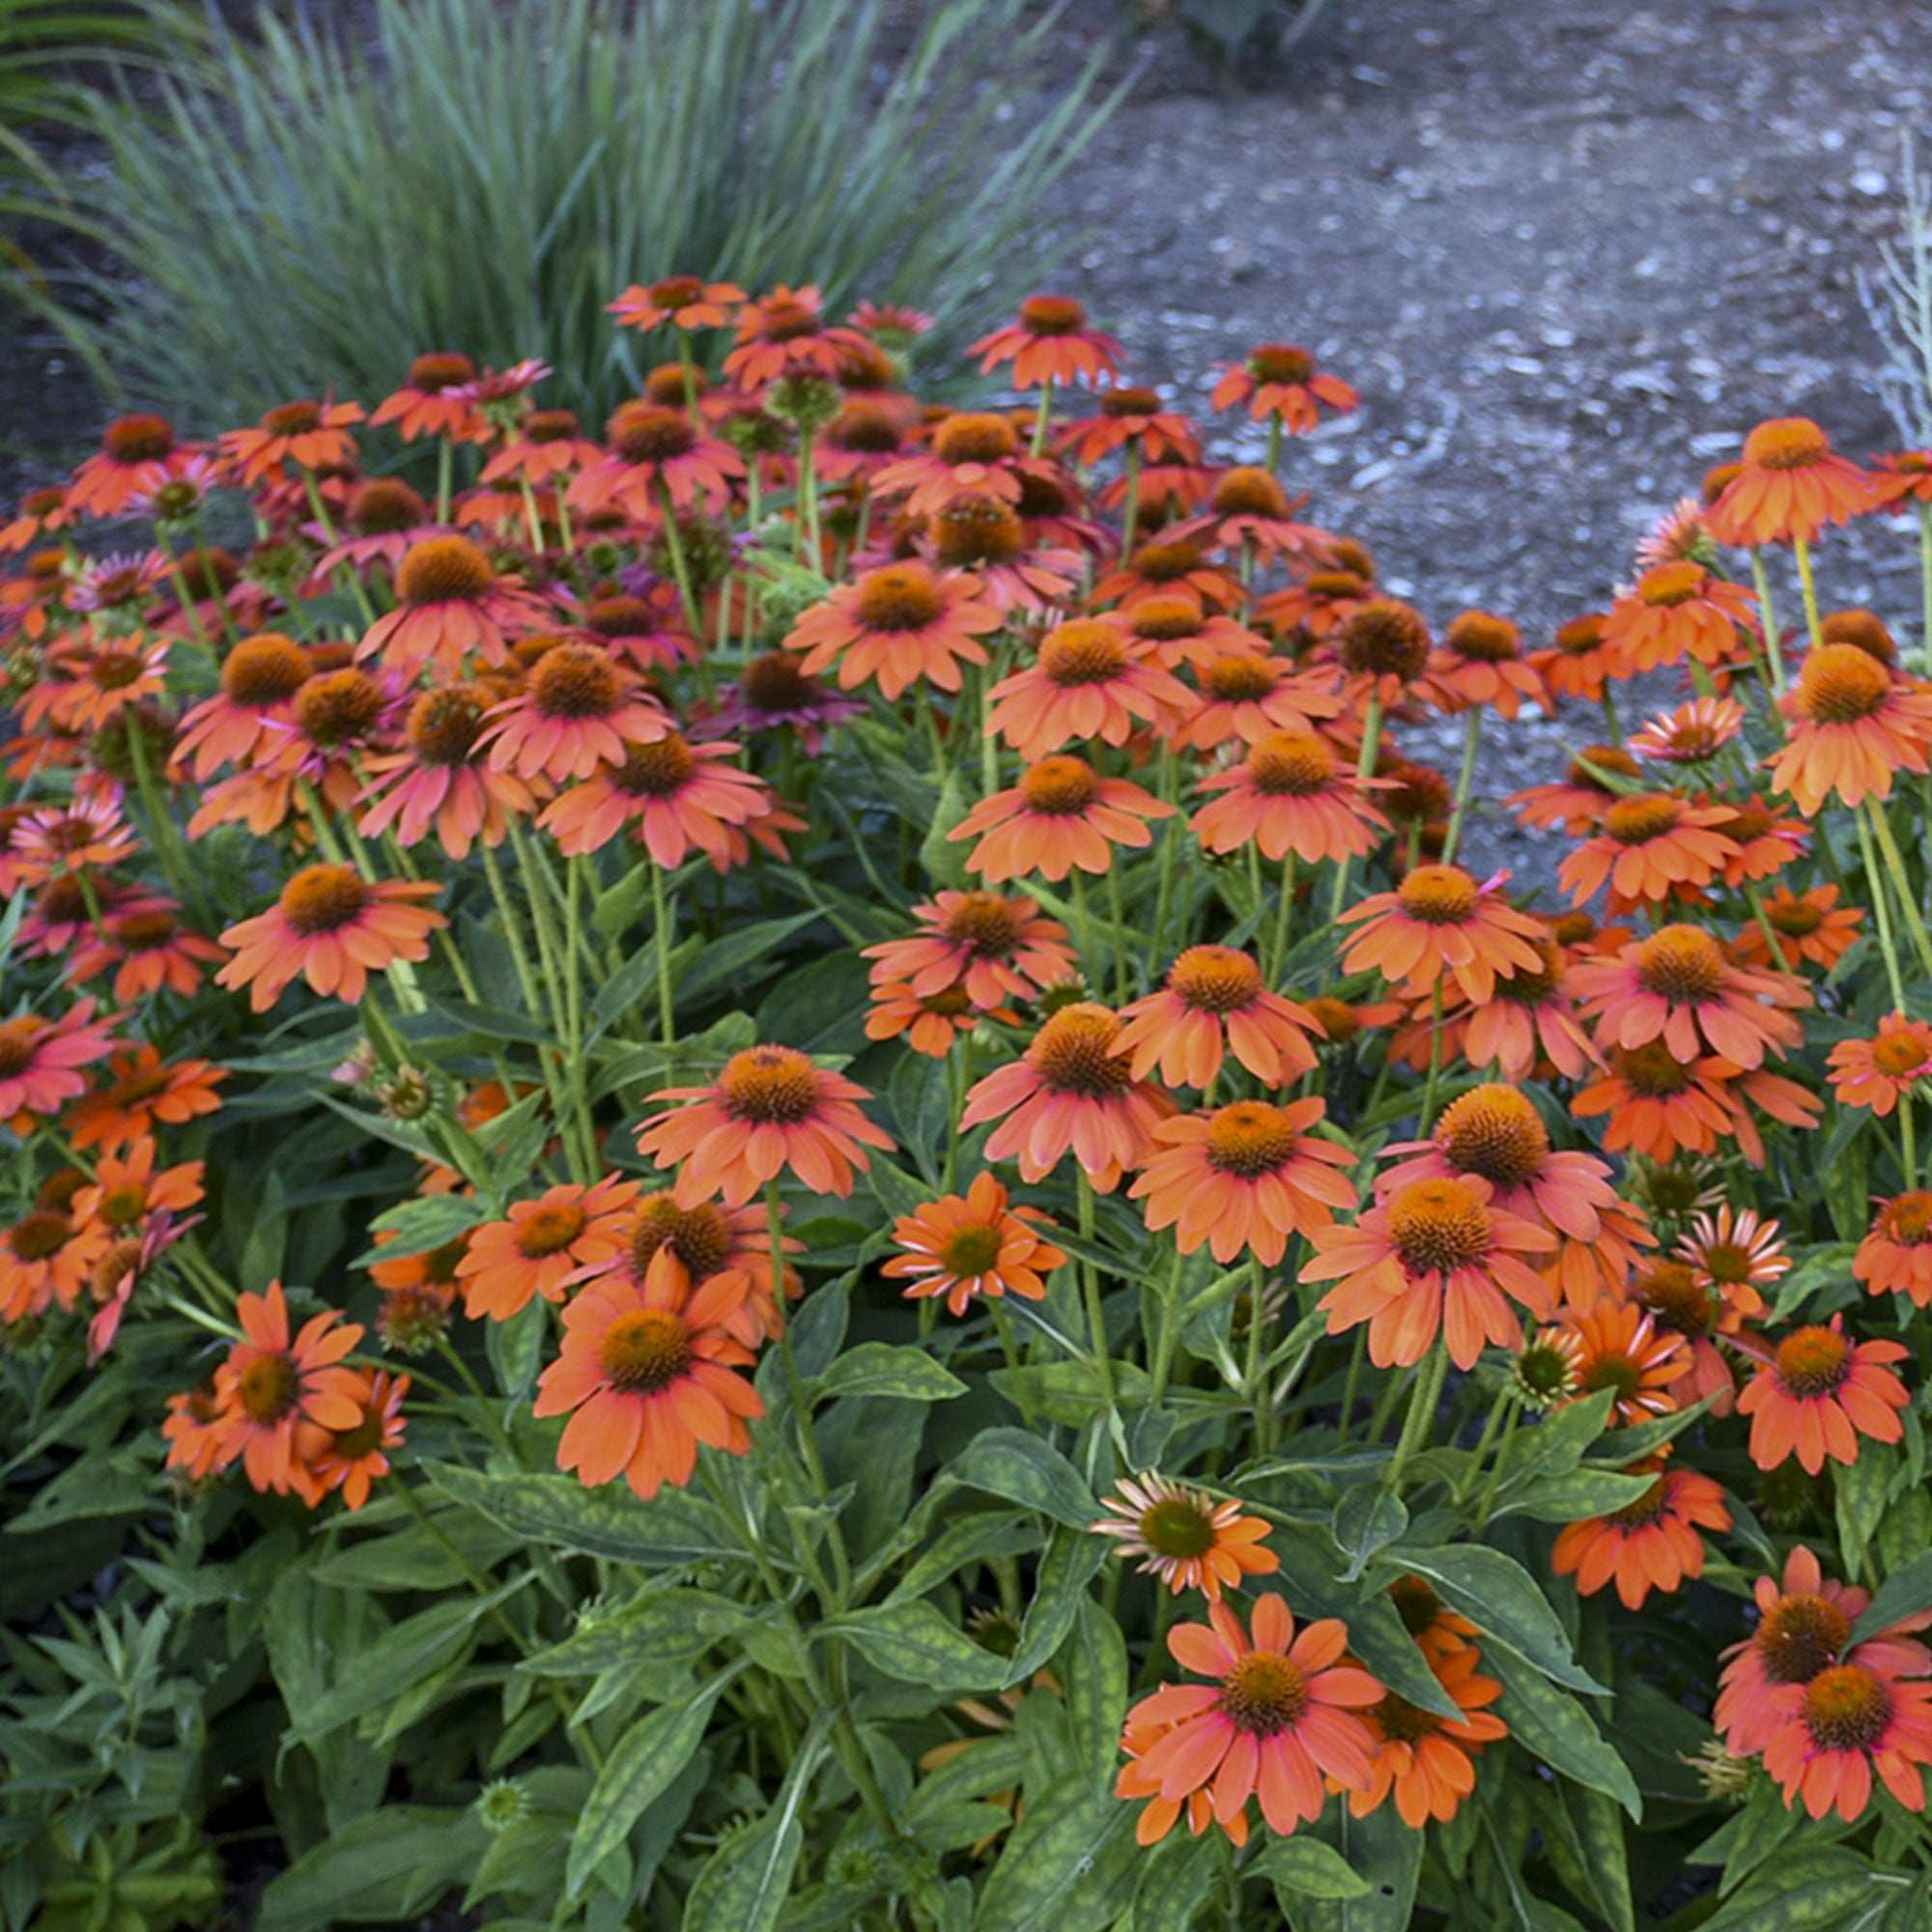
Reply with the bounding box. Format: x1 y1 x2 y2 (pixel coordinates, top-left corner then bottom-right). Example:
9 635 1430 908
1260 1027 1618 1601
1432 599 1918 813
1050 0 1930 878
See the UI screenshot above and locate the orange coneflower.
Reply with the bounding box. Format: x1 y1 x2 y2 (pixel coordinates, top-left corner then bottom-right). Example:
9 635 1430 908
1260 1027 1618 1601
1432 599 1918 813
863 891 1075 1008
1768 643 1932 813
219 398 365 486
1630 696 1747 766
1528 611 1616 704
881 1172 1066 1316
355 535 550 681
985 618 1192 758
950 754 1173 884
1190 730 1388 866
71 1134 204 1238
1173 647 1343 752
1338 865 1547 1006
971 295 1122 390
1556 792 1741 908
1092 533 1240 612
357 684 535 861
68 414 195 518
1384 1576 1479 1665
608 275 746 334
866 979 1014 1056
960 1002 1172 1192
1350 1645 1507 1828
1419 611 1546 719
784 560 1000 701
600 1190 800 1345
479 643 669 784
1628 1258 1762 1415
37 635 172 735
1122 592 1267 672
1601 562 1757 673
1549 1452 1730 1611
456 1175 641 1321
1090 1473 1278 1603
161 1383 230 1482
871 412 1044 517
1706 790 1805 892
207 1282 364 1497
1733 883 1861 973
0 1207 105 1321
1856 1192 1932 1307
1827 1013 1932 1116
1304 1176 1555 1369
1114 1596 1381 1845
480 407 606 490
370 353 489 443
1507 744 1643 837
1113 947 1321 1090
1058 384 1201 469
0 482 75 553
1760 1649 1932 1822
1459 935 1602 1081
1678 1205 1789 1298
1570 923 1806 1071
540 733 768 865
567 403 744 522
1333 596 1432 701
637 1045 893 1207
532 1253 763 1500
67 1046 225 1152
296 1368 409 1511
921 489 1080 616
9 784 139 884
0 1001 119 1134
1174 467 1329 564
1210 344 1358 432
1707 416 1873 548
170 633 313 780
1739 1317 1910 1474
1559 1297 1690 1426
1572 1040 1819 1168
215 866 445 1012
1131 1097 1356 1264
724 284 864 388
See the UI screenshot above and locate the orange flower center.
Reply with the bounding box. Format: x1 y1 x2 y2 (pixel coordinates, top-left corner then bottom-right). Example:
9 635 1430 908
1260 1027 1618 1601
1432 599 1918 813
1775 1326 1851 1399
1389 1576 1444 1636
1496 939 1562 1006
331 1404 387 1460
740 651 819 712
1634 925 1728 1001
1168 945 1263 1014
755 297 817 342
220 634 312 706
1218 1652 1308 1736
1435 1085 1548 1187
1127 594 1205 641
526 408 580 443
1039 620 1128 687
1247 730 1334 796
585 596 654 639
1635 1262 1714 1335
1796 643 1890 724
1204 1101 1302 1179
1201 653 1277 701
1139 1495 1217 1558
88 648 145 691
295 668 384 747
940 1221 1006 1276
1757 1595 1852 1685
1566 745 1640 792
830 401 901 454
1249 344 1314 384
531 644 623 719
8 1208 69 1261
630 1195 733 1279
279 864 370 936
939 893 1027 956
1213 467 1290 519
263 399 323 439
934 413 1020 465
1768 896 1825 937
1305 996 1358 1042
1881 1192 1932 1244
1396 865 1480 925
90 1236 143 1304
114 908 178 951
1801 1663 1892 1751
1604 793 1684 845
610 402 697 464
407 687 486 764
348 477 427 533
1339 599 1431 679
1581 1347 1649 1406
933 493 1024 566
97 1182 149 1230
920 984 974 1019
597 1308 694 1393
396 535 493 605
409 352 476 390
1743 416 1832 472
1699 1241 1756 1286
719 1046 822 1123
1870 1029 1932 1077
1820 609 1895 663
1637 560 1705 608
1371 1692 1439 1744
1305 569 1368 599
1131 538 1201 582
1446 611 1519 662
1028 1004 1131 1097
237 1351 301 1422
103 413 175 463
1018 755 1099 816
0 1015 45 1078
517 1203 587 1258
853 563 946 631
1018 295 1086 336
649 275 705 309
1614 1041 1695 1096
1385 1178 1491 1275
1553 614 1605 653
1100 386 1162 418
611 734 696 796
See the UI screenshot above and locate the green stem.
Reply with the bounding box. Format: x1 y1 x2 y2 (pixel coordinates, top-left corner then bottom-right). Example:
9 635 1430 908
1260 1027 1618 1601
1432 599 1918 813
1269 852 1297 985
1385 1342 1448 1491
1148 1248 1186 1409
1264 412 1283 477
647 859 678 1047
1470 1394 1523 1530
1866 798 1932 981
1790 533 1825 653
435 440 454 526
1918 500 1932 675
1119 441 1142 561
1105 857 1130 1003
1328 695 1382 919
1030 378 1055 458
1419 983 1446 1133
1076 1172 1119 1415
1598 685 1622 747
1441 708 1482 865
1747 549 1785 695
1856 805 1909 1012
767 1180 831 1501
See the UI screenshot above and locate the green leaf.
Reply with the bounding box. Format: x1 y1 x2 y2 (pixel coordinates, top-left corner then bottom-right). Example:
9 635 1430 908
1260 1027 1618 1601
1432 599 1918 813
1284 1802 1421 1932
1700 1849 1910 1931
1486 1644 1642 1820
1835 1438 1896 1581
257 1807 490 1931
1591 1394 1715 1466
1329 1486 1407 1581
1061 1598 1129 1790
1003 1526 1107 1688
1489 1467 1660 1523
355 1191 489 1264
1490 1389 1614 1492
566 1671 737 1899
518 1588 754 1676
680 1718 827 1932
816 1342 967 1404
973 1774 1140 1932
822 1601 1010 1691
887 1511 1040 1605
1249 1836 1370 1900
1127 1830 1220 1932
1381 1547 1605 1693
424 1462 746 1567
1851 1548 1932 1645
944 1427 1098 1529
486 1298 547 1403
675 911 820 1007
1540 1780 1634 1932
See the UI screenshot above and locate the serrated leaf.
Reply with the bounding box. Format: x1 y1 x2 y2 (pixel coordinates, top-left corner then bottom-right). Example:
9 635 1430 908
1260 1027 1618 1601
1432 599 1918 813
816 1342 966 1404
1700 1848 1910 1931
355 1191 490 1264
